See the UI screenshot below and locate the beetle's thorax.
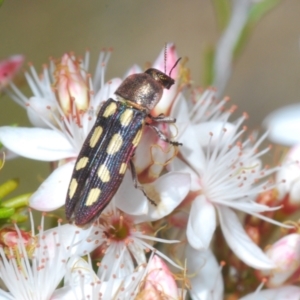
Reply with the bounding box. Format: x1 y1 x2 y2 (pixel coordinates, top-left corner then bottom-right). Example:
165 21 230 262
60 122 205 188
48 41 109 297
114 68 175 112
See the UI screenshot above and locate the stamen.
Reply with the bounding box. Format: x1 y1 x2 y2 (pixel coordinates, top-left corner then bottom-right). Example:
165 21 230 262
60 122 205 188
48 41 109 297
28 65 44 96
83 50 90 74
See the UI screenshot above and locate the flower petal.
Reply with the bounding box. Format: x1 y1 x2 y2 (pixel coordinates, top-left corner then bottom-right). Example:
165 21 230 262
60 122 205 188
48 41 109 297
263 104 300 146
52 256 97 299
170 93 189 124
276 144 300 200
185 245 224 300
92 78 122 108
152 43 178 75
145 171 191 221
144 255 179 299
193 121 235 147
0 147 18 160
114 171 149 215
116 171 190 222
43 224 99 259
26 97 56 128
187 195 216 249
169 157 201 191
29 161 75 211
178 124 206 175
54 255 147 299
260 234 300 287
240 286 300 300
123 64 143 77
133 126 157 174
0 289 13 300
152 43 179 115
0 126 75 161
218 206 275 269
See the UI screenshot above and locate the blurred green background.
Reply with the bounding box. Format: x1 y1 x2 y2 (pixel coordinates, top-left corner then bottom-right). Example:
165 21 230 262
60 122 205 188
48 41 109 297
0 0 300 197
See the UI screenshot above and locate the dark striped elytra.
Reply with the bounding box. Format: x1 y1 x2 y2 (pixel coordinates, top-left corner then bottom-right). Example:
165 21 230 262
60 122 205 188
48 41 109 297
65 99 146 225
65 63 181 226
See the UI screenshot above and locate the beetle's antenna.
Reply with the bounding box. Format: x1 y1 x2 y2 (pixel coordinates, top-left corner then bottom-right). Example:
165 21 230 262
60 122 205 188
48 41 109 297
164 43 167 74
169 57 182 77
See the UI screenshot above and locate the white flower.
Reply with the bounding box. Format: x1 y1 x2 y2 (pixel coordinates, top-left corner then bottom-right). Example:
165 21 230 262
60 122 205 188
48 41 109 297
52 255 148 299
171 89 287 269
0 213 94 300
52 253 183 300
263 104 300 146
0 200 185 300
87 200 184 280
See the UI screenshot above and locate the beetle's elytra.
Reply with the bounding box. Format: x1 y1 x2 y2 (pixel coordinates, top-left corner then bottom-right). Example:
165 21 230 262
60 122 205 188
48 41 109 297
65 62 182 226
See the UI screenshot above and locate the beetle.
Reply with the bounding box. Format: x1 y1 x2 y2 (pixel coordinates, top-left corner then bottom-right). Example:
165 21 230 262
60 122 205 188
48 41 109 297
65 58 182 226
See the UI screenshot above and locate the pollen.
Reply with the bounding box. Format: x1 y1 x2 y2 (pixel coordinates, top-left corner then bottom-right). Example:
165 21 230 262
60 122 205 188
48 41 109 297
90 126 103 148
86 188 101 206
103 102 117 118
97 165 111 182
107 133 123 155
108 215 131 241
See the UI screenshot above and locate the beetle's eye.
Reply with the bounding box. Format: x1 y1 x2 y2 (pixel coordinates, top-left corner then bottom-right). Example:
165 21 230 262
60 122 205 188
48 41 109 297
159 74 167 81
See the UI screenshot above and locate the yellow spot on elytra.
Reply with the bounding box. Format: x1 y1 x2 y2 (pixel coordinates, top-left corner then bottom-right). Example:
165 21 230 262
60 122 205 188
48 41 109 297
76 156 89 170
119 162 127 174
86 188 101 206
107 133 123 155
98 164 110 182
103 102 117 118
90 126 103 148
132 129 142 147
69 178 78 199
120 109 133 126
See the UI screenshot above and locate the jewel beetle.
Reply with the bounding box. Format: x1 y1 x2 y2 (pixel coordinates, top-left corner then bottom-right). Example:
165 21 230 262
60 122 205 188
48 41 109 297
65 58 182 226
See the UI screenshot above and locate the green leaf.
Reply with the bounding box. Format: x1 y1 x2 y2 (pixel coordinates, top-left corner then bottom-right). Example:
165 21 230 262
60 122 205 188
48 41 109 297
202 45 215 87
0 207 15 219
0 0 4 7
234 0 281 59
10 211 28 223
249 0 280 24
0 179 19 199
212 0 231 30
1 193 31 208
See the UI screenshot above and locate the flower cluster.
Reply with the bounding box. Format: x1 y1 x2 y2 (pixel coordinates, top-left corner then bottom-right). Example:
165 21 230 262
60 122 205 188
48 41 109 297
0 46 299 299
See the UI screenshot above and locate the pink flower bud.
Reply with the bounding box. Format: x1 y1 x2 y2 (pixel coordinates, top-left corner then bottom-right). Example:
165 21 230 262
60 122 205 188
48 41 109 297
0 227 32 248
151 44 179 116
259 234 300 287
0 55 24 89
139 255 180 299
54 54 89 114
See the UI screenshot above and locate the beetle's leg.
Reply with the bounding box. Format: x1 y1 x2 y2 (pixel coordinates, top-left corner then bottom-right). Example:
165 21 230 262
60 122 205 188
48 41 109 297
147 124 182 146
148 113 176 124
129 159 157 206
